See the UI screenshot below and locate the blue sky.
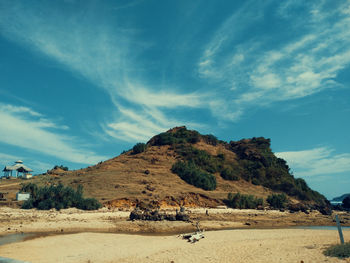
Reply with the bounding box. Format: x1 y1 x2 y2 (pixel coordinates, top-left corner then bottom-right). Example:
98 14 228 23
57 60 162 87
0 0 349 199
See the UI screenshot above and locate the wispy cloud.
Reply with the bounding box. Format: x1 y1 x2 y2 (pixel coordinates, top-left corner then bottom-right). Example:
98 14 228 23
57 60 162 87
198 0 350 118
0 103 107 164
0 1 206 141
0 152 20 165
276 147 350 177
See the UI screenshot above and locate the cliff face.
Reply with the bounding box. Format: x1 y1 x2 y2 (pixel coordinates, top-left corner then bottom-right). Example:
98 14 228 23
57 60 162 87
37 126 328 210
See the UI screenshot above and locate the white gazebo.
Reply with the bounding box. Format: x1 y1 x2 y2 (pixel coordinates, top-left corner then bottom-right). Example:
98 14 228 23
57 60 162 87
2 160 33 178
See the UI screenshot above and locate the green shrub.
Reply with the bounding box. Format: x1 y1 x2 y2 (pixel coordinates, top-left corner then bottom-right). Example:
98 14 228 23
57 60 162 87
202 134 219 146
132 142 147 154
150 127 200 146
324 243 350 259
171 161 216 190
226 192 263 209
217 153 225 160
175 144 223 174
220 167 240 181
267 193 288 209
251 178 261 185
21 183 101 210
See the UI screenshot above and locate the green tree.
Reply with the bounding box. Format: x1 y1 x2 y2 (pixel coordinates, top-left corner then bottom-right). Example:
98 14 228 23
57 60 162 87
267 193 288 209
171 161 216 191
132 143 147 154
343 196 350 208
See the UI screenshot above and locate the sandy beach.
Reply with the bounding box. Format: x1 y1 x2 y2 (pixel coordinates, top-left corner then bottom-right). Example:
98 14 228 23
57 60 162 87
0 229 349 263
1 207 350 262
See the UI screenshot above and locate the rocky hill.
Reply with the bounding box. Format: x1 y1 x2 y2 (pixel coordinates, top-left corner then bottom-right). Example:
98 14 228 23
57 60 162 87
10 126 329 211
332 193 350 202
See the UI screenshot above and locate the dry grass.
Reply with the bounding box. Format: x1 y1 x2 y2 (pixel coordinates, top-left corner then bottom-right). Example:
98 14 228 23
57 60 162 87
0 142 277 208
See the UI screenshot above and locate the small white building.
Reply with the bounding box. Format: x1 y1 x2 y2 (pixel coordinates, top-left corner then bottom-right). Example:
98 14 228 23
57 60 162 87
16 192 30 201
2 160 33 178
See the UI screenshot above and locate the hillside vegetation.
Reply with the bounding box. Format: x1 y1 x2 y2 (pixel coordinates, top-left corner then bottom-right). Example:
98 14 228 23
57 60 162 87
147 126 328 207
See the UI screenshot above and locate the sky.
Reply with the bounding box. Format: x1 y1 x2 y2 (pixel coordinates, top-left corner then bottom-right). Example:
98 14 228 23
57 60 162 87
0 0 349 199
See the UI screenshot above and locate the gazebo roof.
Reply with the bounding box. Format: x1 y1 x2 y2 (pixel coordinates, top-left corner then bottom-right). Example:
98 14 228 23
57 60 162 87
3 161 33 172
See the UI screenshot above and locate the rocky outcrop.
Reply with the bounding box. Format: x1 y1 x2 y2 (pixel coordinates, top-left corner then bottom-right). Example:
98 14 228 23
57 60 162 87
129 208 189 222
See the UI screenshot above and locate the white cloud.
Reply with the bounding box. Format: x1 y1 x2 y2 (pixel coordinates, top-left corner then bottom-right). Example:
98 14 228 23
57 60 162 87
198 0 350 118
0 152 20 165
0 1 207 142
1 104 42 117
0 103 107 164
276 147 350 177
122 81 203 108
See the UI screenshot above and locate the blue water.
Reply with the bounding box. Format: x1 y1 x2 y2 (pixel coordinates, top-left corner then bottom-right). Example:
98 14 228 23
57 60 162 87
0 233 34 246
0 257 29 263
294 226 350 230
0 234 33 263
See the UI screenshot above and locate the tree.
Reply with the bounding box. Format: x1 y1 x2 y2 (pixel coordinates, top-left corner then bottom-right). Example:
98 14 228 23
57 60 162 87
132 143 147 154
267 193 288 209
343 196 350 208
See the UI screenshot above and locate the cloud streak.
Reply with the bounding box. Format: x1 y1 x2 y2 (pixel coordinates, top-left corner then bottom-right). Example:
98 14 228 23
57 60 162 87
0 1 206 141
198 0 350 117
0 103 107 164
276 147 350 177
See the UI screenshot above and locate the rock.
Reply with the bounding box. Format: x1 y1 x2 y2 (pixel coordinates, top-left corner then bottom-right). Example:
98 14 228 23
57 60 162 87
130 208 189 221
166 215 176 221
175 212 189 222
319 206 332 216
288 203 308 213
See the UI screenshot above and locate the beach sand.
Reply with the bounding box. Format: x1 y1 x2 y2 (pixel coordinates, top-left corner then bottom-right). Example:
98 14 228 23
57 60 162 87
0 229 349 263
1 207 350 262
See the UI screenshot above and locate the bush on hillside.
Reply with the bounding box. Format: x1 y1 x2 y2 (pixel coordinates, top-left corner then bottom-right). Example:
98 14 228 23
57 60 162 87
171 161 216 191
220 167 240 181
202 134 219 146
132 142 147 154
150 127 200 146
20 183 101 210
226 192 263 209
267 193 288 209
175 144 223 174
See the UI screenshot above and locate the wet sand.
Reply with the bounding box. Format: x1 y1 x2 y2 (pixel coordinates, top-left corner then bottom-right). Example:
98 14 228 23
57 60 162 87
1 206 349 236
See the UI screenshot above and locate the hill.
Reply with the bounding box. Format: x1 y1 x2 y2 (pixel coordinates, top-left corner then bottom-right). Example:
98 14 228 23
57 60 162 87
1 126 329 211
332 193 350 202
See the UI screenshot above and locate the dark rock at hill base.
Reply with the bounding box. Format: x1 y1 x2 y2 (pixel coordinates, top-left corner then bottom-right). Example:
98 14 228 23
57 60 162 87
129 208 189 222
288 203 309 213
318 206 333 216
175 212 190 222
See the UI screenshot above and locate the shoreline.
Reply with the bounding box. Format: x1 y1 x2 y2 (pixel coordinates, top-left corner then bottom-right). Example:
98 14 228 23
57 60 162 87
1 206 349 236
1 224 350 244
